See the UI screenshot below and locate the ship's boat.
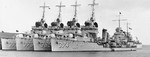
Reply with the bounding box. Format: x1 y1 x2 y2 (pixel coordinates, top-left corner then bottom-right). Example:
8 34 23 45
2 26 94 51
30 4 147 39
15 34 34 51
0 32 17 50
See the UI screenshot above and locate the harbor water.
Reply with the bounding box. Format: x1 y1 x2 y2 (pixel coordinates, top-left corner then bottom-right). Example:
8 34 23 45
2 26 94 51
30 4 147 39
0 45 149 57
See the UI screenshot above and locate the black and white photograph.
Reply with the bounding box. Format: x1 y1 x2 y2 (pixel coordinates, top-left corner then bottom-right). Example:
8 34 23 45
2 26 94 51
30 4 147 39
0 0 149 57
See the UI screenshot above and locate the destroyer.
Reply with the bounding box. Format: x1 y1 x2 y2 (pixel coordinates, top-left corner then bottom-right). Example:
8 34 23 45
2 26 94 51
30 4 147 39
16 33 34 51
32 2 51 51
0 32 18 50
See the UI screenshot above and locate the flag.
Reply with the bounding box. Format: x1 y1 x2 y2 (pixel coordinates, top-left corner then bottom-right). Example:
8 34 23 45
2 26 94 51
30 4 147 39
16 30 19 32
48 7 50 9
129 27 132 30
119 12 121 14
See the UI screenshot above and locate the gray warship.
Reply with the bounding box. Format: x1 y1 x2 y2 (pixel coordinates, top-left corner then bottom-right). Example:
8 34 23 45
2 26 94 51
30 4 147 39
0 0 142 51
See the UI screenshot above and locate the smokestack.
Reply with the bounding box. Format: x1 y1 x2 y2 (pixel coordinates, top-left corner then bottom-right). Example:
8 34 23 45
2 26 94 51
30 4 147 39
102 29 108 42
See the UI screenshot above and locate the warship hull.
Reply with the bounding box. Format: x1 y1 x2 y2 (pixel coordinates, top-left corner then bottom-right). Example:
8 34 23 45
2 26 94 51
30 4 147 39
112 44 142 51
0 39 2 49
16 38 34 51
1 38 16 50
51 39 142 51
51 39 111 51
33 38 51 51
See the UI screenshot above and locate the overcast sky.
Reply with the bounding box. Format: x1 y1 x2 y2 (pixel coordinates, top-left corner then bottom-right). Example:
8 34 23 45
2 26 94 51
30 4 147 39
0 0 150 45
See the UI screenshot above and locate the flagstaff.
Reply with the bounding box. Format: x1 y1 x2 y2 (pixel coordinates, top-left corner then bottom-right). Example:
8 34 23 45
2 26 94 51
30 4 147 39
112 12 127 28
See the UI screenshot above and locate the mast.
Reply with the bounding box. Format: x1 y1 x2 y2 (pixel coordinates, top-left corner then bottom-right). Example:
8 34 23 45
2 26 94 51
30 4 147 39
56 2 65 19
126 21 129 33
71 0 81 18
88 0 98 18
119 12 121 28
126 21 131 38
40 2 50 20
112 12 127 28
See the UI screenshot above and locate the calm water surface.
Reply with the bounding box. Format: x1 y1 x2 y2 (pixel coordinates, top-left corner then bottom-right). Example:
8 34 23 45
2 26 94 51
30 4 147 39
0 45 149 57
